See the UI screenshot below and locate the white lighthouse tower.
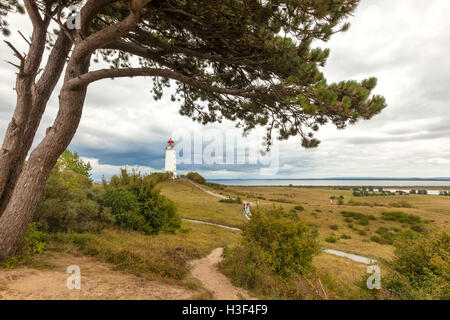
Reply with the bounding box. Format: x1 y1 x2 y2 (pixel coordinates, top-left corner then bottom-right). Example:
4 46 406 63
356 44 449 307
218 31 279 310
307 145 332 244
165 138 177 178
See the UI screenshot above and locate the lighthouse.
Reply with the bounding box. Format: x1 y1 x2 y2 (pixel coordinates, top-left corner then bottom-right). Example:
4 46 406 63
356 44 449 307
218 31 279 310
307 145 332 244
165 138 177 178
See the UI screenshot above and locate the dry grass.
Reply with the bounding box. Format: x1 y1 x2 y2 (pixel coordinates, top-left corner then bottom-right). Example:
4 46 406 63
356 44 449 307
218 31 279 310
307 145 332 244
46 221 241 286
215 185 450 260
158 180 246 227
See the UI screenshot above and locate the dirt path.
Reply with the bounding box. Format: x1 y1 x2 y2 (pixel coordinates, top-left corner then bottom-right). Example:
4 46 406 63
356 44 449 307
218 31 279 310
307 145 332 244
0 255 196 300
190 248 253 300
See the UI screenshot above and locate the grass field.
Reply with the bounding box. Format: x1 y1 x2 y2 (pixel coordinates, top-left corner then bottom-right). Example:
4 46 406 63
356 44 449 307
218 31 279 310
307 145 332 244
159 182 449 261
4 179 448 299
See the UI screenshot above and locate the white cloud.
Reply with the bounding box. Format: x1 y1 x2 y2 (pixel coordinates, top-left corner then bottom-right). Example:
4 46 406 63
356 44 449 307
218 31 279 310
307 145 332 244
0 1 449 179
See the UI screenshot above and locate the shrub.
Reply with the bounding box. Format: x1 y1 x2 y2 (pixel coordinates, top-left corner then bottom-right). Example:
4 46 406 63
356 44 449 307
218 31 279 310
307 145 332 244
325 235 338 243
329 225 339 230
0 223 47 268
390 200 413 208
341 211 375 225
340 234 352 240
220 207 319 298
34 163 112 233
219 197 242 204
269 198 295 204
373 227 395 245
384 233 449 300
186 172 206 184
381 211 422 225
357 218 369 226
294 205 305 212
103 170 181 234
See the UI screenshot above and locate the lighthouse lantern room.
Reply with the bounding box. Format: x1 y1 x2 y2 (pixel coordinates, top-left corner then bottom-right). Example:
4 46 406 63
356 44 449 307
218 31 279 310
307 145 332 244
165 138 177 178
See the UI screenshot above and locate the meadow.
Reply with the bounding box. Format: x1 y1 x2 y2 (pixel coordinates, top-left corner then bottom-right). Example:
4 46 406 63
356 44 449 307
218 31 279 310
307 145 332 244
1 170 448 300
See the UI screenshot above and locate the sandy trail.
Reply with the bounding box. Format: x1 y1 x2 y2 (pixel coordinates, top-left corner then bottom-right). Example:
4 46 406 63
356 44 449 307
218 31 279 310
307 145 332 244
190 247 253 300
0 255 196 300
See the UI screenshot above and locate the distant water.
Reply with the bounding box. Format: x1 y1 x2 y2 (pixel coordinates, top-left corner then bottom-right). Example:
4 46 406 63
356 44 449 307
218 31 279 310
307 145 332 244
208 179 450 188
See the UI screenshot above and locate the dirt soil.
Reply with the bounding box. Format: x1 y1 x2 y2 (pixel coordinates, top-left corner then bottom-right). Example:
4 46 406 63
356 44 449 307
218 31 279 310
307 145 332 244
190 247 253 300
0 255 196 300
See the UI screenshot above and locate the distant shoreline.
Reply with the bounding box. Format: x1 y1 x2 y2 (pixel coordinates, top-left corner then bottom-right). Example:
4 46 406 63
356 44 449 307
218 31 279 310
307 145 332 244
206 178 450 188
208 178 450 181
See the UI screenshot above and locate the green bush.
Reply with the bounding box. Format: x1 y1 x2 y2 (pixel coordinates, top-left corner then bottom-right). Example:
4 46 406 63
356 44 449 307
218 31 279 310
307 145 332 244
384 233 449 300
341 211 375 226
34 159 113 233
294 205 305 211
0 223 47 268
220 207 319 298
103 169 181 234
186 172 206 184
219 197 242 204
381 212 424 234
325 235 338 243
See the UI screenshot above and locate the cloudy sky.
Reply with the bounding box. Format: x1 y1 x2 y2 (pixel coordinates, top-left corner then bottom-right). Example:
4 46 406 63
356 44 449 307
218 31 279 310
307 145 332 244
1 0 449 181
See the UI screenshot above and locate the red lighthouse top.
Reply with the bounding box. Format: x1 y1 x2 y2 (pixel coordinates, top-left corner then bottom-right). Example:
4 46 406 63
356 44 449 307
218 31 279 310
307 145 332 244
168 138 174 144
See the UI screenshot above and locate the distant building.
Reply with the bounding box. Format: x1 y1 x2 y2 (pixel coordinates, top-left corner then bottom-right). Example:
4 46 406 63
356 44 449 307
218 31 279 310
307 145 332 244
165 138 177 178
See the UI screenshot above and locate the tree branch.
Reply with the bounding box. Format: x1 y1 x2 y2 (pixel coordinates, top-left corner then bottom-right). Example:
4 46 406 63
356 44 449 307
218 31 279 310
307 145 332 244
104 40 176 70
133 28 262 67
67 67 264 98
23 0 43 28
73 0 153 61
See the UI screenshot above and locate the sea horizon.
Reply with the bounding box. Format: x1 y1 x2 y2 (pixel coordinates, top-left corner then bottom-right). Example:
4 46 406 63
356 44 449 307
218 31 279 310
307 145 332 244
206 178 450 188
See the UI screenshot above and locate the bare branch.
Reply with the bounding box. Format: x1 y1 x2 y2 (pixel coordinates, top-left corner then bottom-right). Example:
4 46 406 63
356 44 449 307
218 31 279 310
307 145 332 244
18 31 31 46
3 41 25 61
5 60 21 70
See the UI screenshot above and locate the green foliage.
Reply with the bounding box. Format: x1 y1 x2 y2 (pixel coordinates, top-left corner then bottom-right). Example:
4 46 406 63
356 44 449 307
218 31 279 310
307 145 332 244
340 211 375 226
35 154 179 235
325 235 338 243
269 198 295 204
57 150 92 179
220 207 320 298
34 153 112 233
371 228 396 245
294 205 305 211
384 233 450 300
0 223 46 268
103 169 181 234
223 206 318 276
381 211 423 230
186 172 206 184
88 0 386 148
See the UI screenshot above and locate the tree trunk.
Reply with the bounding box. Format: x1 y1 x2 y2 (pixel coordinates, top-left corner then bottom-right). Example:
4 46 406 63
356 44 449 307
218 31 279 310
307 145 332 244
0 32 72 215
0 54 89 259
